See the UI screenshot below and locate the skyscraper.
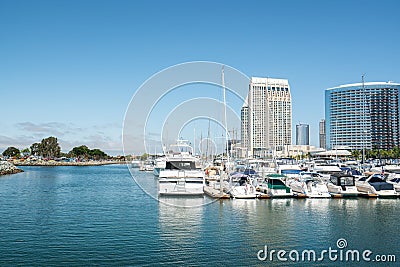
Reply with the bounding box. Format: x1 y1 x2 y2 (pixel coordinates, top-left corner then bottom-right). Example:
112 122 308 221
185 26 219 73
319 119 326 149
240 96 249 157
241 77 292 158
296 123 309 145
325 81 400 150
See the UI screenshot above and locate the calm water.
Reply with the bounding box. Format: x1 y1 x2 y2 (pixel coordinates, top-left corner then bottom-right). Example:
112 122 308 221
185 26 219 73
0 165 399 266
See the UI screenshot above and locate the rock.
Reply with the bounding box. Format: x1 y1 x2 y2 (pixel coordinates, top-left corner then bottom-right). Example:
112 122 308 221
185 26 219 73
0 161 24 176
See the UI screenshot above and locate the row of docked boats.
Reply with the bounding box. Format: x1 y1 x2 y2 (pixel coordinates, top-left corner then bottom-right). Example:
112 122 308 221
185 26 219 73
131 141 400 199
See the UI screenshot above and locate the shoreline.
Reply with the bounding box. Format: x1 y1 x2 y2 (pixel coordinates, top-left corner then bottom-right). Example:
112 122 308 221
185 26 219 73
0 161 24 175
13 160 129 167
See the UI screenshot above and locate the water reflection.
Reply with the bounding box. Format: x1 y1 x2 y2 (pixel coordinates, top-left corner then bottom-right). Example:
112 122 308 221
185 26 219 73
157 197 205 265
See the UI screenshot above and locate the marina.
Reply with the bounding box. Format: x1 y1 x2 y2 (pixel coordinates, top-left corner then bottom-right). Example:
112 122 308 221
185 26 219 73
133 151 400 200
1 164 399 266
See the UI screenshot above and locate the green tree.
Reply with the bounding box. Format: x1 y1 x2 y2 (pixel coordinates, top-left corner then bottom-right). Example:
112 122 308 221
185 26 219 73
351 150 361 160
140 153 149 161
89 148 108 160
21 148 30 156
70 145 91 158
40 136 61 158
30 143 41 156
2 147 20 158
392 146 400 158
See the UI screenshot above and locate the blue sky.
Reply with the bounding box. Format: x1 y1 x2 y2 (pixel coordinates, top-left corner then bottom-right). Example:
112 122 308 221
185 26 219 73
1 0 400 155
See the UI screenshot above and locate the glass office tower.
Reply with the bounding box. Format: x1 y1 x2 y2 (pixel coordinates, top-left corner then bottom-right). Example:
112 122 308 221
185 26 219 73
325 81 400 150
296 123 309 145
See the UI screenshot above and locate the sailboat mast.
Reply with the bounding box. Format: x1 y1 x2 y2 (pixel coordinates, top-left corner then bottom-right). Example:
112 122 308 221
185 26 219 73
222 65 230 168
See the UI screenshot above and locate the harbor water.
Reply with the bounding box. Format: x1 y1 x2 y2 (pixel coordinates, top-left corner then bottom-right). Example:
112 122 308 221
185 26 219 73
0 165 399 266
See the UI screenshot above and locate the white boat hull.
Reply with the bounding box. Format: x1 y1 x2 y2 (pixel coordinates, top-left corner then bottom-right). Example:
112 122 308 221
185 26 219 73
229 185 258 199
327 184 359 197
259 186 293 198
290 181 331 198
159 178 204 196
355 183 398 198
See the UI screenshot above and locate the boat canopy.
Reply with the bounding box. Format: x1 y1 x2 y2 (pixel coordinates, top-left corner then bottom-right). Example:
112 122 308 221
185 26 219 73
330 175 355 186
281 169 302 175
243 168 256 175
266 173 287 178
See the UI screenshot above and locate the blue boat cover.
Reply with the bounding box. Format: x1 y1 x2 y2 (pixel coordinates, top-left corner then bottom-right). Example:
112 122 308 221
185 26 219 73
370 182 394 191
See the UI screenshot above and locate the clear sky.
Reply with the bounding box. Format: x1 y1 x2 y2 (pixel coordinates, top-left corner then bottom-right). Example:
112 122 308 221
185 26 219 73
1 0 400 155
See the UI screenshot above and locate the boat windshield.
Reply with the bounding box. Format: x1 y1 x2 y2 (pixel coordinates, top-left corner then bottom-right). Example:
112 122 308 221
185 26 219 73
390 178 400 183
368 175 385 183
269 179 285 186
166 161 195 170
340 176 355 186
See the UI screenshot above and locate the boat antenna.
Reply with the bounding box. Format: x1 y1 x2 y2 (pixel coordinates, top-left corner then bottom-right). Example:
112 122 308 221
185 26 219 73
206 119 210 162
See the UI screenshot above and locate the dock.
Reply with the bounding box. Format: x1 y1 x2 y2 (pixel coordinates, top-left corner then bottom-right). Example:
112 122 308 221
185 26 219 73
257 193 271 199
203 186 231 199
293 193 308 198
358 193 378 198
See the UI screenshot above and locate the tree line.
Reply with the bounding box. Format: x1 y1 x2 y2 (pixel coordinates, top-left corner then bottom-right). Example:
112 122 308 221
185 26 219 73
2 136 109 160
351 147 400 161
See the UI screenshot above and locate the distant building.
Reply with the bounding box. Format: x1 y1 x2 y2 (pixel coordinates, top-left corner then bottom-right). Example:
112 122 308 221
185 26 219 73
240 98 249 156
281 145 324 158
241 77 292 158
296 123 309 145
319 119 326 149
325 81 400 150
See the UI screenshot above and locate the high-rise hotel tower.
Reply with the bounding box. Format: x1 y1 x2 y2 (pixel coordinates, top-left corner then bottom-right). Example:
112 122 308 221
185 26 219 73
241 77 292 158
325 81 400 150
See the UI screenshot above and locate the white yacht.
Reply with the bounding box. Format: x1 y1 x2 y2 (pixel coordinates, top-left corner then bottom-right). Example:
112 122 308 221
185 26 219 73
140 159 154 172
386 172 400 194
226 175 259 199
153 156 166 177
355 174 398 198
327 174 359 197
313 164 343 180
158 141 204 196
288 174 331 198
258 174 293 198
130 159 141 169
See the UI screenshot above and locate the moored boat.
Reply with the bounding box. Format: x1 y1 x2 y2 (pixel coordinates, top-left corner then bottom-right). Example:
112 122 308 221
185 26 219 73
355 174 398 198
131 159 141 169
288 176 331 198
327 174 359 197
158 141 204 196
258 174 293 198
225 175 259 199
153 156 166 177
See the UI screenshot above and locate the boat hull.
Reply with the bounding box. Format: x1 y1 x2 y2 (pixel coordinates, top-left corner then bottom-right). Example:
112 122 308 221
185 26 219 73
356 183 398 198
158 178 204 196
327 185 359 197
153 167 163 177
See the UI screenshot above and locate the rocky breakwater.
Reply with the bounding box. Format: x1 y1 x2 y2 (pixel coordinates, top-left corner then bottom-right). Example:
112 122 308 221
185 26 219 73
0 161 24 175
